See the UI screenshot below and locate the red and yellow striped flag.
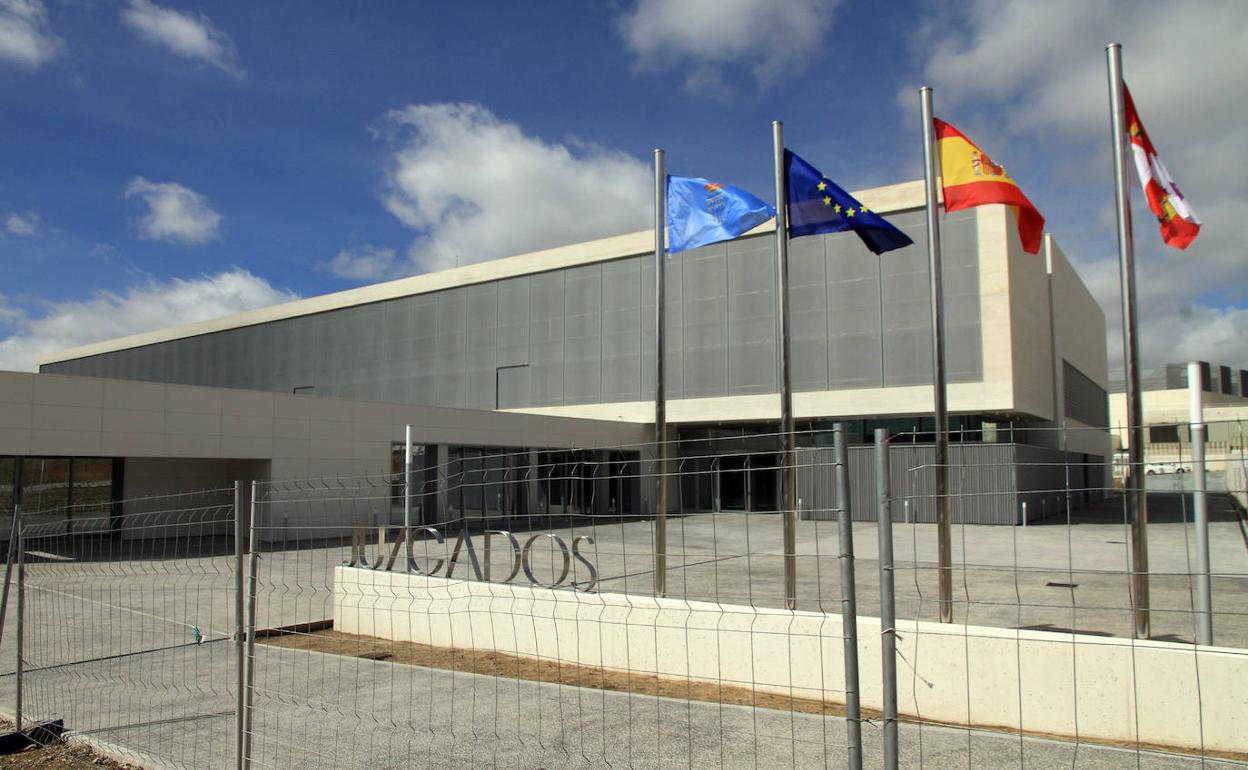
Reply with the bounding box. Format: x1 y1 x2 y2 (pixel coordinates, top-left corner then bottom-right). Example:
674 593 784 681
935 119 1045 254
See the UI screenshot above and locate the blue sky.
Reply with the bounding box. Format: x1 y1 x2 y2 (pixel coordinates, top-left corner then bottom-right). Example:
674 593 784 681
1 0 1244 373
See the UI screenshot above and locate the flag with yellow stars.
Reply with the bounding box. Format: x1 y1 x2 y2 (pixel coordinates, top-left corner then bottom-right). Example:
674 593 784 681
784 149 913 254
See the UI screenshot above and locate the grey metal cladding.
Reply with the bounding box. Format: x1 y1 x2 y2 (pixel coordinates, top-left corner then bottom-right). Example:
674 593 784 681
681 243 729 399
797 442 1080 525
826 229 883 389
601 257 641 402
495 276 530 368
410 294 439 404
434 289 467 407
563 264 602 405
43 208 986 411
941 210 983 381
528 271 565 405
496 365 530 409
464 282 499 410
879 212 935 386
728 235 778 395
1062 360 1108 428
640 252 683 400
875 208 980 387
787 235 827 392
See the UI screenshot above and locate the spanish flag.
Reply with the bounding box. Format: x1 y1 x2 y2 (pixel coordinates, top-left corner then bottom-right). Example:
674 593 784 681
935 119 1045 254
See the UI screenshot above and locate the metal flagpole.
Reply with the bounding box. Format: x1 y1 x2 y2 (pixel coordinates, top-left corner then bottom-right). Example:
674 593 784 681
654 148 668 599
1106 42 1150 638
919 86 954 624
1188 361 1213 644
772 121 798 611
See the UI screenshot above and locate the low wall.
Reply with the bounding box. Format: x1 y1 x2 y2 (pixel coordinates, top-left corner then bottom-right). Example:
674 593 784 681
334 566 1246 754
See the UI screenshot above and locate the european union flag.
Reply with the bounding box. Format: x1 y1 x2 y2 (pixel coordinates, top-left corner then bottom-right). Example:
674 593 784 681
667 175 775 253
785 150 913 255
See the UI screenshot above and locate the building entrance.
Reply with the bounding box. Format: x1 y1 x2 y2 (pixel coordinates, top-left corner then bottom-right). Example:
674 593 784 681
712 453 779 513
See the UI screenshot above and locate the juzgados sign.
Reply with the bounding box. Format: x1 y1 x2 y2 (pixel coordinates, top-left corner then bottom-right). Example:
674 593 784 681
345 526 598 592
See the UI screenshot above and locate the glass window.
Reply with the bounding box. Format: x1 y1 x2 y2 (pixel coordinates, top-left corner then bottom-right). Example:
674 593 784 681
21 457 71 512
1149 424 1182 444
0 457 12 513
72 459 114 513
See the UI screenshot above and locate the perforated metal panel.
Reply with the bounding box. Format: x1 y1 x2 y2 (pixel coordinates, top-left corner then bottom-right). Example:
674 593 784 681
528 272 565 405
434 290 467 407
464 283 499 410
727 235 777 396
787 235 827 392
601 258 641 403
495 277 530 369
563 264 602 405
681 244 729 398
45 211 988 411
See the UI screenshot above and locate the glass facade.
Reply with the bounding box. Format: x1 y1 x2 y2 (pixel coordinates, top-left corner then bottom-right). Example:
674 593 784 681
0 456 122 527
388 444 642 523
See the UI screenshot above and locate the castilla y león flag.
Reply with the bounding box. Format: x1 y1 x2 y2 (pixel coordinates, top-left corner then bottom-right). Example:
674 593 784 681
934 119 1045 254
1123 85 1200 250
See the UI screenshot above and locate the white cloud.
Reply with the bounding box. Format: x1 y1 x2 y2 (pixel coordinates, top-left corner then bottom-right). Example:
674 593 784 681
381 103 651 274
125 177 223 244
618 0 839 91
0 270 296 372
5 212 37 235
329 245 401 283
0 0 60 69
912 0 1248 370
121 0 241 77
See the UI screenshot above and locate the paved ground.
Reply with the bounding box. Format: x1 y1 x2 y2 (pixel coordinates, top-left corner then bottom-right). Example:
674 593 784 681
3 644 1246 769
534 491 1248 645
0 489 1241 768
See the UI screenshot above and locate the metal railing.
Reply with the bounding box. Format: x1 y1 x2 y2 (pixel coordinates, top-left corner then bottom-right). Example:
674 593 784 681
0 422 1245 769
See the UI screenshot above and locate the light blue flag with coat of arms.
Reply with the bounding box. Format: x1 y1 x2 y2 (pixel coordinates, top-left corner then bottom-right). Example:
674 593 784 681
666 175 775 253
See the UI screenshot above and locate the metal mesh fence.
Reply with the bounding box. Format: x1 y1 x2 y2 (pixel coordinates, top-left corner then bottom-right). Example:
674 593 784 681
1 423 1246 769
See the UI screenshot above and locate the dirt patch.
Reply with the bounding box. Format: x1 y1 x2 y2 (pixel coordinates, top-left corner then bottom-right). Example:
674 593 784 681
262 628 1248 762
0 722 141 770
261 628 865 719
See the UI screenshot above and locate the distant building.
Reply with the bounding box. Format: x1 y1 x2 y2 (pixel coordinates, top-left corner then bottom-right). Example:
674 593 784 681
1108 362 1248 463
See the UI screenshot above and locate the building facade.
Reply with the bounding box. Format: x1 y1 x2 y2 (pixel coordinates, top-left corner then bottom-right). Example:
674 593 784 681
36 179 1112 523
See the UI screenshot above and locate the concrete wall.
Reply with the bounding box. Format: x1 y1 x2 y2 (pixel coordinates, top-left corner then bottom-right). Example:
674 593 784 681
335 568 1248 754
1045 237 1112 473
0 371 650 535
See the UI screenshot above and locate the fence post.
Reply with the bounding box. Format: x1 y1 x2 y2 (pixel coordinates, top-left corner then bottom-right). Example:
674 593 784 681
404 425 413 564
13 518 24 734
243 480 260 769
1188 362 1213 645
875 429 898 770
234 481 245 770
834 424 863 770
0 460 22 649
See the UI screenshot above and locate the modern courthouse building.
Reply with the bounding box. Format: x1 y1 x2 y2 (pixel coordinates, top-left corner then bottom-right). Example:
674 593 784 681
7 178 1111 528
